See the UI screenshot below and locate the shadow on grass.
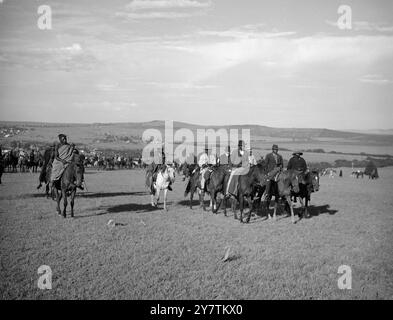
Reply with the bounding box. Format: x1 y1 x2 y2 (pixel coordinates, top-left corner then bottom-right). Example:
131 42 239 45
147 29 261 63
78 191 148 198
73 202 161 219
303 204 338 217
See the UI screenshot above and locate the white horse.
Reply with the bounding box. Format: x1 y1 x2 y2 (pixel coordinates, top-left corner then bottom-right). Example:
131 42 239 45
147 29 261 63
151 165 176 211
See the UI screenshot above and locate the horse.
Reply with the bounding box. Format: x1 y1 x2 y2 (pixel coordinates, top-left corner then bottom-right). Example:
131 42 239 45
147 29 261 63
37 147 55 196
291 170 320 219
262 169 300 223
225 163 268 223
206 164 231 214
146 164 175 211
0 154 4 184
18 153 28 173
53 153 85 218
184 164 215 210
6 150 18 172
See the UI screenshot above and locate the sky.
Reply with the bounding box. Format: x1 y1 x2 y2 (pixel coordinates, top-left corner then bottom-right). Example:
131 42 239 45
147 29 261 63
0 0 392 130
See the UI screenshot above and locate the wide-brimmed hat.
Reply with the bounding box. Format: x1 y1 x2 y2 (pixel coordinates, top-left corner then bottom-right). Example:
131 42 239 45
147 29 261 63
272 144 279 150
292 150 303 155
58 134 67 139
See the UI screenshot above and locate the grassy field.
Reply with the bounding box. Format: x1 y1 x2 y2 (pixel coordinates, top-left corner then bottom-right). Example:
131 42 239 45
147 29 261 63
1 167 393 299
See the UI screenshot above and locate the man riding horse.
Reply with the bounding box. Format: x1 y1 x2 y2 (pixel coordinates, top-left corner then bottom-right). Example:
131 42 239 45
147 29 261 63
49 134 83 193
148 147 172 192
261 144 283 201
225 140 250 197
199 146 217 191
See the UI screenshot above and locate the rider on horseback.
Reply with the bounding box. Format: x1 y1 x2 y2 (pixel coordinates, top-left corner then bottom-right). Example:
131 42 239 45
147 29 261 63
199 146 216 191
261 144 284 201
50 134 83 192
150 147 172 191
226 140 250 196
287 150 308 202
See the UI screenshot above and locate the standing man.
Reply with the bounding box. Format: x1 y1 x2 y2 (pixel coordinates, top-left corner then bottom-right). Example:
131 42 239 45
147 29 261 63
50 134 82 191
262 144 284 201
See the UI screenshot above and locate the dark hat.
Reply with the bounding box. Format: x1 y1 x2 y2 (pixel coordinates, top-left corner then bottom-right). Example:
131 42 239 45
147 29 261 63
292 150 303 155
238 140 245 147
272 144 278 150
58 134 67 139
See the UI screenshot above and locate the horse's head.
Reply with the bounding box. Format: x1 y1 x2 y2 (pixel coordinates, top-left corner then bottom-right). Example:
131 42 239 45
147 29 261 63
290 171 300 194
310 170 320 192
72 153 85 187
167 165 176 183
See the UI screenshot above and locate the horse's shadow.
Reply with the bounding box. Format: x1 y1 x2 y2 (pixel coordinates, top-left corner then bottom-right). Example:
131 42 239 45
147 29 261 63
78 191 148 198
302 204 338 218
73 202 162 219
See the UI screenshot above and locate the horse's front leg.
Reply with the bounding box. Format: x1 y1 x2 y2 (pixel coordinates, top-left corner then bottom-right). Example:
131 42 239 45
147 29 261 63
246 196 253 223
272 198 278 221
190 191 194 210
286 196 295 224
62 189 67 218
163 188 168 211
70 189 76 218
238 196 243 222
56 188 62 215
304 196 310 218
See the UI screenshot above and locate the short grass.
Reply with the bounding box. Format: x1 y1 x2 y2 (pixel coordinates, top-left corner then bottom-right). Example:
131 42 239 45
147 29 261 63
1 167 392 299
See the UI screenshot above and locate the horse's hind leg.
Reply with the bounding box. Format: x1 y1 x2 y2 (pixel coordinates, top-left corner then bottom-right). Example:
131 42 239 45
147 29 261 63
70 190 76 218
56 189 62 215
62 189 67 218
238 196 243 222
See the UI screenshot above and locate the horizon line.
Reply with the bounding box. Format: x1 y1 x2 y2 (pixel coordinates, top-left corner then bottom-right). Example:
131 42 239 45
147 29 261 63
1 119 391 134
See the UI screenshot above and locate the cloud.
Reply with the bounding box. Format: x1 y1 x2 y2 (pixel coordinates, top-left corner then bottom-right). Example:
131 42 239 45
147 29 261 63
117 0 212 19
359 74 392 85
0 43 98 71
326 20 393 33
116 11 194 19
126 0 212 10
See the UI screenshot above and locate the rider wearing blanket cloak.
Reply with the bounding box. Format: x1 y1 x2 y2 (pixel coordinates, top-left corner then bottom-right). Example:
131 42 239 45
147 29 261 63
226 140 250 196
50 134 83 190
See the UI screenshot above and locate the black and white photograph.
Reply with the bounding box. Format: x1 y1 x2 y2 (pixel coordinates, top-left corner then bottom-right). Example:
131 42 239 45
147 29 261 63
0 0 392 304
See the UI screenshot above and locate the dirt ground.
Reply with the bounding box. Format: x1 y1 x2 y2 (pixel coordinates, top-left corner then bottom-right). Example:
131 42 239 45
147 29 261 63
1 167 392 299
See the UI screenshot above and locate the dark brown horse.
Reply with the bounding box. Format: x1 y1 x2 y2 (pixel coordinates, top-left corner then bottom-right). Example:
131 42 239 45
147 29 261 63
53 153 85 218
184 164 206 210
227 163 268 223
263 169 300 223
206 164 231 214
291 170 320 219
37 147 55 196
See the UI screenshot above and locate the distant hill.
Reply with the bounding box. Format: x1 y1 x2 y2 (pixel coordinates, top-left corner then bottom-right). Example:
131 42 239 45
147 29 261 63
1 120 393 152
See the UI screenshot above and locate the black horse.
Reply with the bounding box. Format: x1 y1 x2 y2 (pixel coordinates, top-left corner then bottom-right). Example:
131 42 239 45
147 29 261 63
37 147 55 196
53 153 85 218
262 170 300 224
291 170 320 219
225 163 268 223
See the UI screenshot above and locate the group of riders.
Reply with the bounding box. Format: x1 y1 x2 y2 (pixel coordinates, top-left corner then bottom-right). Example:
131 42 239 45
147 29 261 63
146 140 310 204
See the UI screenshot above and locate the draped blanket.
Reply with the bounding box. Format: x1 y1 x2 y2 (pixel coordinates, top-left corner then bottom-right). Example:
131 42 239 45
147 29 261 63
226 166 249 196
50 144 74 182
